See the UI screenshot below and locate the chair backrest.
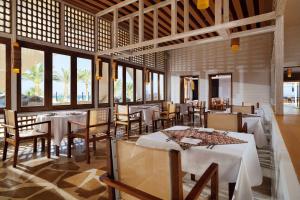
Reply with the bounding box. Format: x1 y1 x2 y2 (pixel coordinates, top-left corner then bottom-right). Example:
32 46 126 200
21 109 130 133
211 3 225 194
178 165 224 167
115 104 129 121
168 104 176 113
115 140 182 200
231 105 254 114
88 108 110 134
204 112 243 132
200 101 206 108
3 109 18 136
162 101 172 111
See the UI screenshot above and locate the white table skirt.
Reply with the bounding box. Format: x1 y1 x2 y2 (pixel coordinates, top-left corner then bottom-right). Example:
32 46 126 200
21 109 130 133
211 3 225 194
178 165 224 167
136 126 262 200
176 103 189 114
130 105 160 126
35 112 86 146
243 117 267 148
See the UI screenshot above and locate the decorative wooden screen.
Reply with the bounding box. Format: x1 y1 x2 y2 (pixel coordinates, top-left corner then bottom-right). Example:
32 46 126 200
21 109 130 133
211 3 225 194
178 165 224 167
16 0 60 44
117 27 129 61
64 5 95 51
0 0 11 33
156 51 166 71
144 45 155 69
97 17 111 51
131 34 144 65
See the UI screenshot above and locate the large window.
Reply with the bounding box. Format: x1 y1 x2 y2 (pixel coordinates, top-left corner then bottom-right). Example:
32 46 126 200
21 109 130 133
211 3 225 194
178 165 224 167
0 44 6 108
21 47 44 107
99 61 109 104
114 65 123 103
159 74 165 100
136 69 143 102
145 72 152 101
52 53 71 105
126 67 134 102
77 57 92 104
153 73 159 101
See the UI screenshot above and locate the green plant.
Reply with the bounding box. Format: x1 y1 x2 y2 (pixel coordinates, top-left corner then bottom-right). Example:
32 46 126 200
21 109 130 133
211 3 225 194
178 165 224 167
53 68 70 102
22 63 44 97
77 69 91 101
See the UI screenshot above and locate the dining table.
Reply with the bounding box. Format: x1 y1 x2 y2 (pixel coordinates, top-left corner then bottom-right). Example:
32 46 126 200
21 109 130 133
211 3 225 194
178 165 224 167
34 111 86 155
136 126 262 200
129 105 160 127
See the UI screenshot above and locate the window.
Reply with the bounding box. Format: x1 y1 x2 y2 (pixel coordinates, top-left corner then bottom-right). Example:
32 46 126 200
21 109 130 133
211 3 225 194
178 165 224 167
126 67 134 102
136 69 143 102
52 53 71 105
153 73 159 101
77 57 92 104
21 47 44 107
145 72 152 101
114 65 123 103
159 74 165 100
99 61 109 104
0 44 6 108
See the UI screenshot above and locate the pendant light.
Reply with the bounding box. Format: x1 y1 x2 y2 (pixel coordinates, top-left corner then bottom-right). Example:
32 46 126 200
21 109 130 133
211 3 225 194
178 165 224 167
112 61 118 80
96 58 102 80
231 38 240 53
287 68 292 78
12 41 20 74
197 0 209 10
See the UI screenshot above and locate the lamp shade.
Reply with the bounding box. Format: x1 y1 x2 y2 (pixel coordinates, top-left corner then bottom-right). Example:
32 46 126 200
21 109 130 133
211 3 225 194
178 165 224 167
112 61 118 80
197 0 209 10
231 38 240 52
287 68 292 78
96 58 102 80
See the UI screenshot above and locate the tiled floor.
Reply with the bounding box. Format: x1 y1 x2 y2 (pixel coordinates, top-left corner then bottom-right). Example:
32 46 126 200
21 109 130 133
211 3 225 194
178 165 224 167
0 118 272 200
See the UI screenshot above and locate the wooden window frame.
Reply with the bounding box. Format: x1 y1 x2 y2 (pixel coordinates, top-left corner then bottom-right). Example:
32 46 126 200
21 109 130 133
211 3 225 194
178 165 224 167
0 37 11 114
146 68 165 104
17 41 95 112
98 57 111 108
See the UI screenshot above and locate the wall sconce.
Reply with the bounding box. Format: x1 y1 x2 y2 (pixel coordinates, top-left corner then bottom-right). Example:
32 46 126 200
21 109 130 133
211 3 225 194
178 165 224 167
13 41 20 48
145 69 150 83
112 61 118 80
96 58 102 80
197 0 209 10
287 68 292 78
12 66 20 74
231 38 240 53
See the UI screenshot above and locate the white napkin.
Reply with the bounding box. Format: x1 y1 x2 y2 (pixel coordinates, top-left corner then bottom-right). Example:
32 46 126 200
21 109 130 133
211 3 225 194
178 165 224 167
198 128 214 133
180 137 202 145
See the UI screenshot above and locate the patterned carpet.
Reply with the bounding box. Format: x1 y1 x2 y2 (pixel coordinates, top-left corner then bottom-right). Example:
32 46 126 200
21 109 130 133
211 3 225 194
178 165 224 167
0 117 273 200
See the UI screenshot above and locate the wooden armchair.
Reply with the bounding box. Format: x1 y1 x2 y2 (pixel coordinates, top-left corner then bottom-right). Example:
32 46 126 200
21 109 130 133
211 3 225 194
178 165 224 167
231 105 255 115
204 112 247 133
162 101 173 112
114 104 142 139
1 109 51 167
100 139 219 200
188 101 206 126
160 103 177 128
67 108 110 164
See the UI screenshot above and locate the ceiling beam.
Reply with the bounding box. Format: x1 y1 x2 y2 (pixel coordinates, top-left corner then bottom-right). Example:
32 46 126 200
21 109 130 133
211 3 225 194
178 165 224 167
96 0 138 16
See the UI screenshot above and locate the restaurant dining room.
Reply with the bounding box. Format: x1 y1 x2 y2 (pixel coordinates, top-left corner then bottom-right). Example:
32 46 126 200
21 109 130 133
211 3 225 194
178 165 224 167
0 0 300 199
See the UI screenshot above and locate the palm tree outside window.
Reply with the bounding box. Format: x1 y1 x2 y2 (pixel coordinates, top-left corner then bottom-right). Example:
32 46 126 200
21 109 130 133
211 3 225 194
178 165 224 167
77 57 92 104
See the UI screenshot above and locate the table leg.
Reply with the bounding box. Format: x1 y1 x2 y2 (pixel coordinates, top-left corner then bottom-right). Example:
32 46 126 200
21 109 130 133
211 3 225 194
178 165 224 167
55 145 60 157
191 174 196 181
228 182 236 200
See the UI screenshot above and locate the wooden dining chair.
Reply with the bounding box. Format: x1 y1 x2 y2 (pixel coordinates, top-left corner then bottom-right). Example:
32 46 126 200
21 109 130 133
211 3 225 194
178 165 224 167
162 101 173 112
67 108 110 164
231 105 255 114
1 109 51 167
204 112 247 133
189 101 206 126
114 104 142 139
160 103 177 128
100 139 219 200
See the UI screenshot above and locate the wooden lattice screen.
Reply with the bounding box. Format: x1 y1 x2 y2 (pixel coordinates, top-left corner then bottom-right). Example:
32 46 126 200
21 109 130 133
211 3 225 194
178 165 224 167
117 28 130 61
131 34 144 65
64 5 95 51
144 45 155 69
156 51 166 71
16 0 60 44
0 0 11 33
97 17 111 51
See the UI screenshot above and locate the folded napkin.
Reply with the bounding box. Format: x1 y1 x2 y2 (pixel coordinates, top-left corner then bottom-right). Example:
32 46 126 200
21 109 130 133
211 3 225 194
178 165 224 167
180 137 202 145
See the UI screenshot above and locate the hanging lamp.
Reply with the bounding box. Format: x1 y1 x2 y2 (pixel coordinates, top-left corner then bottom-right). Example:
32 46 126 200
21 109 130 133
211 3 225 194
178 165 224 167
112 61 118 80
96 58 102 80
197 0 209 10
231 38 240 53
287 68 292 78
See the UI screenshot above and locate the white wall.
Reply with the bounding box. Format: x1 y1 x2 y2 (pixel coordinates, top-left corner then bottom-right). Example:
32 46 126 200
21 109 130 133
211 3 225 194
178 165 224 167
168 33 273 105
170 75 180 103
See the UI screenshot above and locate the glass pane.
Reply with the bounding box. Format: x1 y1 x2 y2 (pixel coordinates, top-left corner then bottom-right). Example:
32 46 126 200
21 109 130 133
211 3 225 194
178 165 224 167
99 62 109 104
21 48 44 107
126 67 134 102
153 73 159 101
52 53 71 105
114 65 123 103
0 44 6 108
77 57 92 104
146 72 152 101
160 74 164 100
136 69 143 102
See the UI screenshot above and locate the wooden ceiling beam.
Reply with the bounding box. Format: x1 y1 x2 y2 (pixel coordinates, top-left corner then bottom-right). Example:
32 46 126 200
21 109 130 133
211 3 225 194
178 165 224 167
246 0 257 29
232 0 247 31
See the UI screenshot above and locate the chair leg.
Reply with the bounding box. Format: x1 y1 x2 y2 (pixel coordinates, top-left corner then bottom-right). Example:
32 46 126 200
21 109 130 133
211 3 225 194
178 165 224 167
139 120 142 135
152 121 155 132
41 138 45 152
86 139 90 164
47 136 51 159
67 136 72 158
126 124 130 139
13 142 19 168
114 123 118 136
33 138 37 153
92 135 96 156
2 139 8 161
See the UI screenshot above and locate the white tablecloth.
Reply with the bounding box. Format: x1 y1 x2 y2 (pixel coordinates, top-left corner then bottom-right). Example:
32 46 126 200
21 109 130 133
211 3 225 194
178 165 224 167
130 105 160 126
35 112 86 146
136 126 262 200
176 103 189 114
243 117 267 148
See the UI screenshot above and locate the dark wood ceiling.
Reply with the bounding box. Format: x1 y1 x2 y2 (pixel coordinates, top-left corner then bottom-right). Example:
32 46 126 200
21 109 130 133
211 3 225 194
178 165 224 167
64 0 274 46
